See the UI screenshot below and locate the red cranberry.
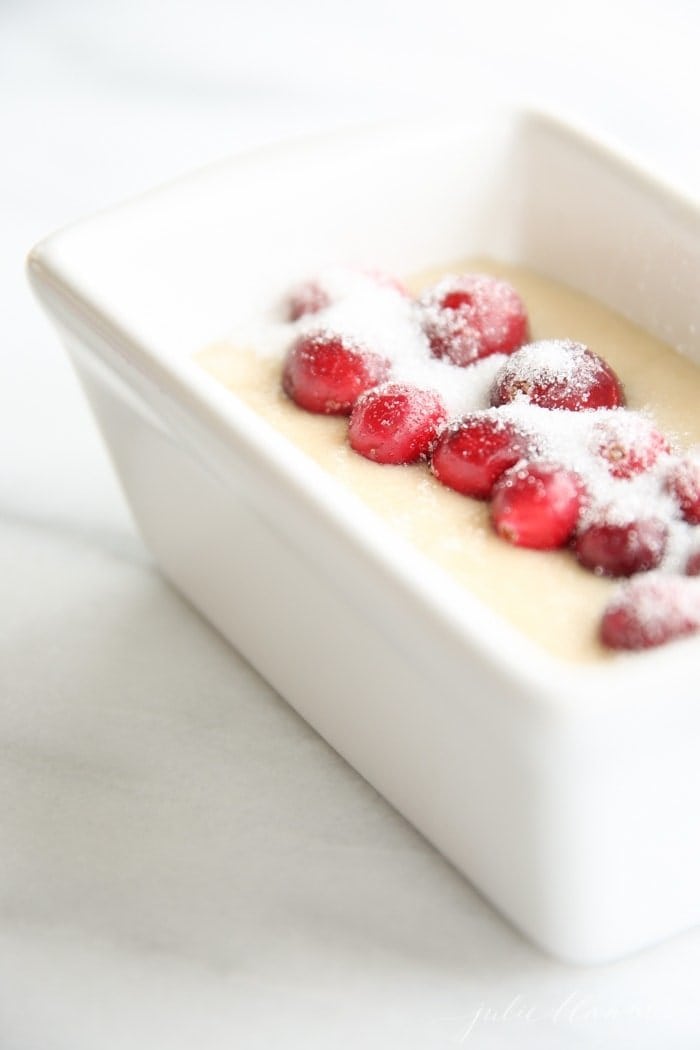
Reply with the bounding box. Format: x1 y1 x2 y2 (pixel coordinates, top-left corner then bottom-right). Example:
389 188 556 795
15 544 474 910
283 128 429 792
490 339 624 411
430 413 534 499
419 274 528 367
686 550 700 576
601 576 700 650
348 383 446 464
575 518 667 577
282 332 390 415
490 462 584 549
362 268 410 297
591 415 670 479
288 268 407 320
666 456 700 525
288 280 332 321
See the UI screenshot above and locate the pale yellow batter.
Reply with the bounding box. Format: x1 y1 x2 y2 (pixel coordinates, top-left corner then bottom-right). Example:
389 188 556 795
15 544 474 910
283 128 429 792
197 261 700 662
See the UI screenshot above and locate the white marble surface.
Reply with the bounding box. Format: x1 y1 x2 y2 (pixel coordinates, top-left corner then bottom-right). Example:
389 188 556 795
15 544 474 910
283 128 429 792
3 2 700 1046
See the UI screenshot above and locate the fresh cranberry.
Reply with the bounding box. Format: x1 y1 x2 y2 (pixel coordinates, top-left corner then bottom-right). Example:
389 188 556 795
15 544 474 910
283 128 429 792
490 339 624 411
282 332 390 414
288 269 407 321
590 414 669 478
687 550 700 576
601 576 700 650
574 518 667 577
288 280 332 321
348 383 446 464
362 268 410 297
666 456 700 525
490 462 584 549
430 413 534 498
419 274 528 367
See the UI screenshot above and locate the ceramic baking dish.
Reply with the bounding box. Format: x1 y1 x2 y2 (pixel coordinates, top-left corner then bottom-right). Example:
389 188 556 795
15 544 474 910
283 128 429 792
28 109 700 964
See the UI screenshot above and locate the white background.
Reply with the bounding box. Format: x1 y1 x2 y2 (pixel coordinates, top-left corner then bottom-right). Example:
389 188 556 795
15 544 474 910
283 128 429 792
2 2 700 1047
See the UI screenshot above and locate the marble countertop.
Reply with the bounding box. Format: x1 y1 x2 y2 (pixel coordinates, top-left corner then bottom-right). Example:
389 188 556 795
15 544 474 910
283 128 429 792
2 2 700 1046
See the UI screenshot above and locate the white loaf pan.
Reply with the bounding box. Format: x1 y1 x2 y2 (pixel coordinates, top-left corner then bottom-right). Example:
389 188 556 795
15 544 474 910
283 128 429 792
28 109 700 964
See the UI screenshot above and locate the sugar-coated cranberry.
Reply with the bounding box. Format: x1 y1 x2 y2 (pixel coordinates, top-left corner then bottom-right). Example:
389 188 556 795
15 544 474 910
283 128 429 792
362 268 410 297
288 280 332 321
348 383 446 464
288 268 407 321
282 332 390 415
490 339 624 411
591 415 670 478
574 518 667 577
419 274 529 367
601 576 700 650
665 456 700 525
430 413 534 499
686 550 700 576
490 462 584 549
